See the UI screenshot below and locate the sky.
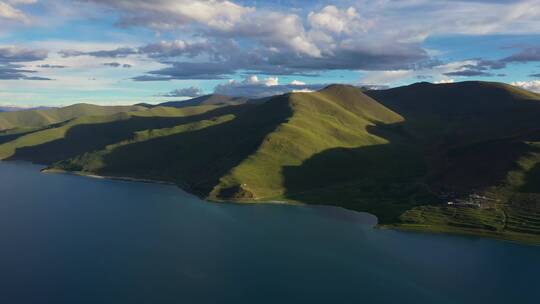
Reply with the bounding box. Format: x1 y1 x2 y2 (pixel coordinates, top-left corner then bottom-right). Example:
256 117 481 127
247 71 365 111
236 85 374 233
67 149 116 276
1 0 540 106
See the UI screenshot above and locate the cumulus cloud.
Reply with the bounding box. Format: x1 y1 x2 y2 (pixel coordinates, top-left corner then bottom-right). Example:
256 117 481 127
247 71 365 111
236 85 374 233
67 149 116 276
0 0 32 23
308 6 371 35
82 0 253 30
12 1 540 87
162 86 204 98
62 2 431 80
214 75 326 98
511 80 540 92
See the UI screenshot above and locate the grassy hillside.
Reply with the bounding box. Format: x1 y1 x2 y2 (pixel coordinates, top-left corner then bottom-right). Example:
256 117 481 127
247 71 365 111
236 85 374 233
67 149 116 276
1 82 540 244
208 85 431 221
0 104 250 164
0 103 146 132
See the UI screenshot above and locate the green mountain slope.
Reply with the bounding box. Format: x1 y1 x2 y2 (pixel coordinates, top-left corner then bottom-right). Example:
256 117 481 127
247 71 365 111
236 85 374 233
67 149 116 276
0 103 146 132
1 82 540 244
0 104 250 164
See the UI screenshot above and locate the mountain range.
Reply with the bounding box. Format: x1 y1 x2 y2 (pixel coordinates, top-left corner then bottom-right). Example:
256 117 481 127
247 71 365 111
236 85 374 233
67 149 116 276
1 81 539 244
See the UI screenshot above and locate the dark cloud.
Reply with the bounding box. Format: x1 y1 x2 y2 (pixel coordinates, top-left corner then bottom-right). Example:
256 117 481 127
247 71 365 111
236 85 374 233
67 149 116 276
501 47 540 63
0 48 51 80
24 76 53 80
444 70 493 77
0 47 48 63
60 47 138 58
103 62 132 68
37 64 67 68
60 40 217 60
133 41 431 81
162 86 204 98
139 40 215 59
0 64 52 80
134 62 234 81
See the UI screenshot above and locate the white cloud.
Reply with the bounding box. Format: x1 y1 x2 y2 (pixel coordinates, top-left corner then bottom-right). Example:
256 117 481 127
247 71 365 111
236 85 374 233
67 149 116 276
361 70 413 85
0 1 28 22
162 86 203 97
308 6 371 35
86 0 253 31
511 80 540 93
214 75 326 98
434 79 455 84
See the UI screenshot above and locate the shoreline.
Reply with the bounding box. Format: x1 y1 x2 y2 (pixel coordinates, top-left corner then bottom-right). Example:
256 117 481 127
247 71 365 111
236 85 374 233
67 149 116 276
40 167 300 206
40 168 176 186
36 165 540 246
40 167 371 218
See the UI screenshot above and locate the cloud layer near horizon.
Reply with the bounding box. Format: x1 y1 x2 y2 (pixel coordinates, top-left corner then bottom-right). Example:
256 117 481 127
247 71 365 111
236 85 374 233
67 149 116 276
1 0 540 104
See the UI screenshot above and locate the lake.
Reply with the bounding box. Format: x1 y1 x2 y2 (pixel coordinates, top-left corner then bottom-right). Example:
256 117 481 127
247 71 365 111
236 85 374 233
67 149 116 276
0 161 538 304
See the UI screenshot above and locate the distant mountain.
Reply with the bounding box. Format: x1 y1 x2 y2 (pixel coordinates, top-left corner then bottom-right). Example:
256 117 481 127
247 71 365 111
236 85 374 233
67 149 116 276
1 82 539 244
0 106 54 112
158 94 249 108
0 103 146 132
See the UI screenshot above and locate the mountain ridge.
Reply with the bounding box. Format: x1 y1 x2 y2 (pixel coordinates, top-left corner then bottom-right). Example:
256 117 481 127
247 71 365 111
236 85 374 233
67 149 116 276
1 81 540 244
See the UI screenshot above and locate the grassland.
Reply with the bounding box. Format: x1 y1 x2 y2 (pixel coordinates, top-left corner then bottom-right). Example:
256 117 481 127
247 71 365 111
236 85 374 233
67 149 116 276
1 82 539 244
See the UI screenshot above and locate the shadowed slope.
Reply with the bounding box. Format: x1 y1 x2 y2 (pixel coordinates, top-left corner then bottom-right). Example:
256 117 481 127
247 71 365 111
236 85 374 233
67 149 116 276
366 81 540 192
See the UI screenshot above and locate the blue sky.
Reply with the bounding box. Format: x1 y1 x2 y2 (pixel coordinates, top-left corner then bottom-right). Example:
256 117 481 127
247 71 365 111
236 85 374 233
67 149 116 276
0 0 540 106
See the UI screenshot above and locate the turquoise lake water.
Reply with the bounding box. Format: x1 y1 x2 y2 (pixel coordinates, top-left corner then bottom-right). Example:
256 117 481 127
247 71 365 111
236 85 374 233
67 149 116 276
0 161 538 304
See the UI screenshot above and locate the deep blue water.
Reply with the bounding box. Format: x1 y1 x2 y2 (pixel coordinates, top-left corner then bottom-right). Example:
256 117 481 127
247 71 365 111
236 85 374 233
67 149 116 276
0 161 538 304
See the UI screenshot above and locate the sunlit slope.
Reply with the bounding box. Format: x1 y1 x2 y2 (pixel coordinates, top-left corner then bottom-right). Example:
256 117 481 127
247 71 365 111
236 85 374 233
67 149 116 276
210 85 407 200
0 103 146 132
